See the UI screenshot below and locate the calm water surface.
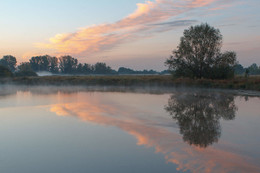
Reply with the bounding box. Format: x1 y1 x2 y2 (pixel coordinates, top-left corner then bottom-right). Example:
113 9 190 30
0 86 260 173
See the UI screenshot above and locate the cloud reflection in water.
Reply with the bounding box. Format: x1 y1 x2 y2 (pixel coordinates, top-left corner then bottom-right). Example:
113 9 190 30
49 91 260 173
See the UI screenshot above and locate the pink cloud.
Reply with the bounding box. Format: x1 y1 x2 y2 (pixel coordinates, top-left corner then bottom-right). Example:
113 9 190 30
36 0 220 56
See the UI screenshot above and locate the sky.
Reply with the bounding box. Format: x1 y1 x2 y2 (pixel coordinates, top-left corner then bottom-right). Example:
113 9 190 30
0 0 260 71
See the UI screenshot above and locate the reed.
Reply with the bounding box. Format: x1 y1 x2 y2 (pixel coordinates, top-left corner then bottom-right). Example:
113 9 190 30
1 75 260 91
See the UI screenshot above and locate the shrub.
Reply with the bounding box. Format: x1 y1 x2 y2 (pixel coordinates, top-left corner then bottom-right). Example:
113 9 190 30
0 65 13 77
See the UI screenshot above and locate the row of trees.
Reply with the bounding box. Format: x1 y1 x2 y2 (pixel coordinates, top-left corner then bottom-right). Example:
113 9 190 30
0 53 258 77
0 55 167 76
28 55 116 74
234 63 260 75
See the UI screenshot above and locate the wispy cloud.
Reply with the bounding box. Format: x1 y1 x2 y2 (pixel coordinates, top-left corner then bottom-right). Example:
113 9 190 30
151 19 198 26
36 0 232 56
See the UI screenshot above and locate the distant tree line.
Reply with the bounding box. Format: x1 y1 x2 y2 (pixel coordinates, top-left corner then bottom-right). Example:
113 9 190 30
1 54 259 78
234 63 260 75
0 55 168 77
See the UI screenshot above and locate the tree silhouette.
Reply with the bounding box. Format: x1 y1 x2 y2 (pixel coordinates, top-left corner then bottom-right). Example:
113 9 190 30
165 23 237 79
0 55 17 72
0 65 13 77
59 56 78 74
165 90 237 148
16 62 37 77
48 56 59 73
29 55 58 73
94 62 114 74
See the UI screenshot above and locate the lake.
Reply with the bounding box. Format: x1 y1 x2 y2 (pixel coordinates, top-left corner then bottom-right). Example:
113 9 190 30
0 86 260 173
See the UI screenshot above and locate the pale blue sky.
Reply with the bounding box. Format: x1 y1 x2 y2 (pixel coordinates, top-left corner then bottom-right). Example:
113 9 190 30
0 0 259 70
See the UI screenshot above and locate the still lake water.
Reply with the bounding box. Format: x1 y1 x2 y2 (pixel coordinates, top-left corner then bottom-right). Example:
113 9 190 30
0 86 260 173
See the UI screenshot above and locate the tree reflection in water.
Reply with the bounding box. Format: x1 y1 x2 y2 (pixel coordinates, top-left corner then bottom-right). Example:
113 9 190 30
165 90 237 148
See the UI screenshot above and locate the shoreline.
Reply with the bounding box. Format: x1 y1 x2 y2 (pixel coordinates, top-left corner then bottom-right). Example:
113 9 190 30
0 75 260 92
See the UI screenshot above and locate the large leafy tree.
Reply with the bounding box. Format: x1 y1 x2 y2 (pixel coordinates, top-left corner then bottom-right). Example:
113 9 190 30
165 23 237 79
248 63 260 75
0 55 17 72
47 56 59 73
0 65 13 77
29 55 48 71
94 62 114 74
29 55 59 73
59 55 78 74
16 62 37 77
82 63 94 74
17 62 33 71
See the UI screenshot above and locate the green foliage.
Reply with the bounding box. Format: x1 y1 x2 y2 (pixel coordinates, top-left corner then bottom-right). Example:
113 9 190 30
1 75 260 91
234 64 245 75
245 68 249 77
82 63 94 74
48 56 59 73
76 63 84 74
15 70 38 77
30 55 49 71
0 55 17 72
29 55 58 73
16 62 38 77
234 63 260 76
22 54 163 75
118 67 159 75
4 53 164 75
18 62 32 71
248 63 260 75
0 65 13 77
118 67 135 74
94 62 114 74
59 55 78 74
165 23 237 79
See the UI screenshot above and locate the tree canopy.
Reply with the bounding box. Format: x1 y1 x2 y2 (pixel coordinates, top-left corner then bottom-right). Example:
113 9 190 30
165 23 237 79
0 65 13 77
59 55 78 74
29 55 59 73
0 55 17 72
15 62 38 77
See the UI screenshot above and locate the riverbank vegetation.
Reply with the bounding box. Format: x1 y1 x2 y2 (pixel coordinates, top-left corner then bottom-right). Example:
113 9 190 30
0 75 259 91
0 54 258 77
0 55 166 76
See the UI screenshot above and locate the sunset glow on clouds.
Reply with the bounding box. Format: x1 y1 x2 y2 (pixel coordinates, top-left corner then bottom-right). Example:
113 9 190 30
0 0 259 69
36 0 218 56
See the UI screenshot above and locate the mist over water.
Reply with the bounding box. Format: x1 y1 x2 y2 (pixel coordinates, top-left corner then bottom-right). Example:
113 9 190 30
36 71 53 76
0 86 260 173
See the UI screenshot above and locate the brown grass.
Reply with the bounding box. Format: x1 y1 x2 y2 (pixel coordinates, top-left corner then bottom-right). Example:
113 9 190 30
0 75 260 91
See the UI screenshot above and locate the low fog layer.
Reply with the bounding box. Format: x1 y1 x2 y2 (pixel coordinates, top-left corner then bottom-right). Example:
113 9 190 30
1 85 260 98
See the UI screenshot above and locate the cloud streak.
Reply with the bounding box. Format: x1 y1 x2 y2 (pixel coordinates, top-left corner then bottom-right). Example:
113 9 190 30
36 0 218 56
151 19 198 26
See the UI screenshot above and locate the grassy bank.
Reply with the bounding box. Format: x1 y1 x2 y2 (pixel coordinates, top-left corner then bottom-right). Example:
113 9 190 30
0 75 260 91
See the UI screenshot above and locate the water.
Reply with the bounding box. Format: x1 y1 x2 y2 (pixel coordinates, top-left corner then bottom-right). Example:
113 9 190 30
0 86 260 173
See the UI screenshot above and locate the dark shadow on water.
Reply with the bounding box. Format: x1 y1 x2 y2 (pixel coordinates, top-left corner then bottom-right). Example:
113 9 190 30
165 91 238 148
